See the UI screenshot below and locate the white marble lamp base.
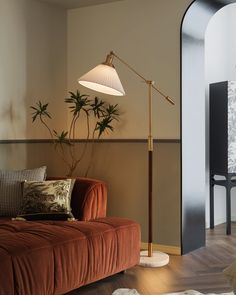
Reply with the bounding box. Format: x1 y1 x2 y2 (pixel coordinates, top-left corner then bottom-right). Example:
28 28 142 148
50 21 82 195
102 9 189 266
112 289 140 295
139 250 169 267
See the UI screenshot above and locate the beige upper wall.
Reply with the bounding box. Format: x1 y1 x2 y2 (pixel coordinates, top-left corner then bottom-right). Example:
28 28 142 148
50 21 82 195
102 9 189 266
0 0 193 140
67 0 192 140
36 0 125 9
0 0 67 139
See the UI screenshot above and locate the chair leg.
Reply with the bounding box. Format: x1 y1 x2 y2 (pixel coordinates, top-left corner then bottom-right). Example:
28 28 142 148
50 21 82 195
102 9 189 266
226 185 231 235
210 178 214 229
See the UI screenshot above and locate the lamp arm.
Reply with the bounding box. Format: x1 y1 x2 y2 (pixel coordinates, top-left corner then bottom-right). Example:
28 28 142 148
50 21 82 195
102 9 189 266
108 51 174 105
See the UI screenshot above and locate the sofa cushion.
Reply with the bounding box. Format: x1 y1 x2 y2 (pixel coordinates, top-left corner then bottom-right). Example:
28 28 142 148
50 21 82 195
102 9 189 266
0 166 47 216
47 177 107 221
18 179 75 220
0 217 140 295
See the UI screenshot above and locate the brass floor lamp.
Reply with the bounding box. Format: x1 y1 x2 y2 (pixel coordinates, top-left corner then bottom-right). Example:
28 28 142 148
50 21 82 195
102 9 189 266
78 51 174 267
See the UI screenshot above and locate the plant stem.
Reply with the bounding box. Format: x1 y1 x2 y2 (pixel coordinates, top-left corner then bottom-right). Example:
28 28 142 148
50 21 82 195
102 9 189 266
40 116 54 142
74 112 90 170
84 127 96 177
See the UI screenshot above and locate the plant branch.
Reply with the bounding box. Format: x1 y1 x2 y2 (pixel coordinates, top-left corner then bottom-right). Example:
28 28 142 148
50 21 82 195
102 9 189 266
30 92 121 177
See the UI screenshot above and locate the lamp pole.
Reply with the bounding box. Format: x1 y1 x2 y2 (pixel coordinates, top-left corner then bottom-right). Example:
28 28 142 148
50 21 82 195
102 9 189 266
148 80 154 257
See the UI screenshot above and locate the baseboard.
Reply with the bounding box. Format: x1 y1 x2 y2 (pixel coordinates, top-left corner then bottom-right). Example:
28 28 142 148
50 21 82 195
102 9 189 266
205 216 236 229
141 242 181 255
232 215 236 221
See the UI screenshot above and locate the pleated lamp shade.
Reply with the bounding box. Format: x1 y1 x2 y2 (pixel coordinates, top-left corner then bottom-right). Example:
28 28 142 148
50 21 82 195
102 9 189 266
78 64 125 96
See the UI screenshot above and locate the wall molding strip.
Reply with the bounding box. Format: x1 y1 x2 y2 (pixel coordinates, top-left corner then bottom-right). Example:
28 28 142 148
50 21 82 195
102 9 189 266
0 139 180 144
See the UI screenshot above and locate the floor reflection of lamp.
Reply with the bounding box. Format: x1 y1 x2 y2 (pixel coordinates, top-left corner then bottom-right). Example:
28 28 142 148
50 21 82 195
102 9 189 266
78 51 174 267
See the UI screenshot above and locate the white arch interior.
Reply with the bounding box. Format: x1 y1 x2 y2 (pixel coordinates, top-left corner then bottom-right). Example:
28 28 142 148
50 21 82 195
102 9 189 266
205 3 236 227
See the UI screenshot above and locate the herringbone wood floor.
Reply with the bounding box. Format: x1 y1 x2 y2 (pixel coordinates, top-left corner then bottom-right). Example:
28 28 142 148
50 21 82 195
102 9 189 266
66 223 236 295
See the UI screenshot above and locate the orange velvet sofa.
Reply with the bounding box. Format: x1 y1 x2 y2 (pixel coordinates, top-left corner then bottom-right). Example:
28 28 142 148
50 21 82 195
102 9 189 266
0 177 141 295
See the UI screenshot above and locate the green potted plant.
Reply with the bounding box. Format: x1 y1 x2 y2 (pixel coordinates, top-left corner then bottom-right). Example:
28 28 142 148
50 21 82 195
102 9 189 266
31 90 120 176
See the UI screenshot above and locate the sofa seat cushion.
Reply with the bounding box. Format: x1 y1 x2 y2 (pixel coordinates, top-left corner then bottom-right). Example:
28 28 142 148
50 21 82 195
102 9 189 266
0 217 140 295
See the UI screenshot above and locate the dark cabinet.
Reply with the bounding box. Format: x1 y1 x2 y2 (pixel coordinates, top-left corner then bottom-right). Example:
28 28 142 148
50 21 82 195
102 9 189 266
209 81 236 234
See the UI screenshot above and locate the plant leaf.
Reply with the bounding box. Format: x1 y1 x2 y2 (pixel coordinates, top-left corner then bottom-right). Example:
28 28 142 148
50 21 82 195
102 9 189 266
30 101 51 122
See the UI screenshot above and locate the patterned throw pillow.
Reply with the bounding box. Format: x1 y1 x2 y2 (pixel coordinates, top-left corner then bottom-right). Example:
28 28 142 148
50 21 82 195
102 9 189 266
0 166 47 216
18 179 75 220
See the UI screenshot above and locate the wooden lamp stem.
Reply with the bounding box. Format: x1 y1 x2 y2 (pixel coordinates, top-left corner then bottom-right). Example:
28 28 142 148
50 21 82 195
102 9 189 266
148 81 154 257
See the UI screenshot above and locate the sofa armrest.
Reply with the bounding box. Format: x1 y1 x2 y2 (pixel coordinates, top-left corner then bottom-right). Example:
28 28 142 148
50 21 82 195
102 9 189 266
47 177 107 221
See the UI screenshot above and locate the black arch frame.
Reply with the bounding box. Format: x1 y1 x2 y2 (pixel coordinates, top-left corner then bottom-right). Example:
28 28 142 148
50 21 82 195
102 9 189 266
181 0 236 254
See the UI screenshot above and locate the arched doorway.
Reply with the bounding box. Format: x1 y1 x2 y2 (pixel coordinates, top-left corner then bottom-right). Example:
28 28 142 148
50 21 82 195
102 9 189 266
181 0 236 254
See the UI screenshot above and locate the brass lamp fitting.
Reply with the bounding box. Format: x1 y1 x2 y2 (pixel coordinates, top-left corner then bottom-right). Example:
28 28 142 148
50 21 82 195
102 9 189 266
103 51 115 67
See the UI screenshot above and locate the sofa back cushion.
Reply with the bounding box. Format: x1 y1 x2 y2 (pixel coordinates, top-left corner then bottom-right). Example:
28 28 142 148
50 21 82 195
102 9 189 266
0 166 47 216
47 177 107 221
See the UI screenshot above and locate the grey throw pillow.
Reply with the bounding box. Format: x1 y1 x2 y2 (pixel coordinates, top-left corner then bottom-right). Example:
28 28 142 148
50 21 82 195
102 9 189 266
0 166 47 216
18 179 75 220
